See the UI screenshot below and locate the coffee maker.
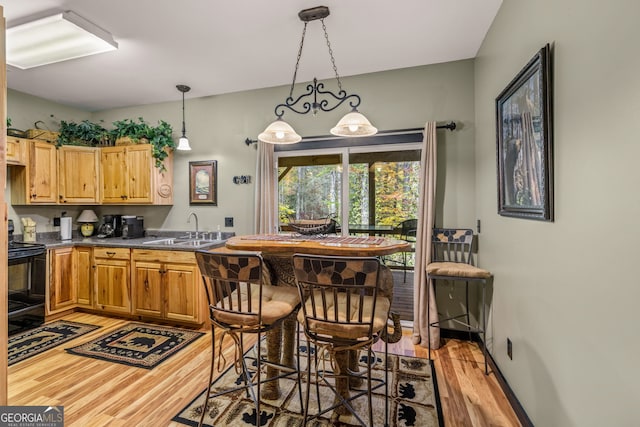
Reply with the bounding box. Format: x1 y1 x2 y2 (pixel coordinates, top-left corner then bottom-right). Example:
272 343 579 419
98 214 123 238
121 216 144 239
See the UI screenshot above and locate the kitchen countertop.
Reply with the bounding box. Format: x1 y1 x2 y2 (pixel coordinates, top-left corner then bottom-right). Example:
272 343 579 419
19 230 232 252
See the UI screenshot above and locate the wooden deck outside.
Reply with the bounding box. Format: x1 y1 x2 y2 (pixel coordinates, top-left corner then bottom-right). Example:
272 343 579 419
390 268 414 321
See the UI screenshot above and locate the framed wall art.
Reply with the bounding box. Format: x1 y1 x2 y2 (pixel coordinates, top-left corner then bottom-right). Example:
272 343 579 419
189 160 217 205
496 44 553 221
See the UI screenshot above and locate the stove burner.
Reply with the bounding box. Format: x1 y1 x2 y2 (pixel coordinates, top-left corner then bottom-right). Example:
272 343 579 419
8 240 46 260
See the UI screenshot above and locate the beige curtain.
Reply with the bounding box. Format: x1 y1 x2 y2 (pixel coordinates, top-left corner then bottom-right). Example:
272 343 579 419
412 121 440 348
254 141 278 234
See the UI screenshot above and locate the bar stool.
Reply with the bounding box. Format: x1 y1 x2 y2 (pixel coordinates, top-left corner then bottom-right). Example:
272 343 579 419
292 254 390 427
195 250 303 427
426 228 493 374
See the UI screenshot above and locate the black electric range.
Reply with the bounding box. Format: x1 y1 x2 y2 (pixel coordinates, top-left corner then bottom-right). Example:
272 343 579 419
7 219 48 335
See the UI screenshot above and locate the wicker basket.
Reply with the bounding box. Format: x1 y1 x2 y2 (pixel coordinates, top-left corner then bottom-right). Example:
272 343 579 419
26 129 59 143
115 136 148 146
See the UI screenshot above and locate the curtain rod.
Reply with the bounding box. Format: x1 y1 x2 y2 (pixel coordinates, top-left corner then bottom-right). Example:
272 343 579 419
244 121 456 146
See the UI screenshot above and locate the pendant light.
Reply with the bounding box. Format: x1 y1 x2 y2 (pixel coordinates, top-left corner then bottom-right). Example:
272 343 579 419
258 6 377 144
176 84 192 151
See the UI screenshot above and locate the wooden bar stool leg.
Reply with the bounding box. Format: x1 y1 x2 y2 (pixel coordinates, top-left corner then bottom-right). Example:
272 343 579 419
263 325 282 400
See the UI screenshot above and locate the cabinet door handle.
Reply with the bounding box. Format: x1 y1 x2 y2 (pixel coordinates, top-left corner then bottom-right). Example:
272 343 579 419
106 251 116 257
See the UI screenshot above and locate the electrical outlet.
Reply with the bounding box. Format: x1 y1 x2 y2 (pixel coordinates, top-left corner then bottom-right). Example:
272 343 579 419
53 217 61 226
507 338 513 360
225 217 234 227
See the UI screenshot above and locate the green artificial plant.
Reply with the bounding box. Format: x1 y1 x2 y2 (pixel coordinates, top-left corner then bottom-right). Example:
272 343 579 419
110 117 175 169
57 120 111 146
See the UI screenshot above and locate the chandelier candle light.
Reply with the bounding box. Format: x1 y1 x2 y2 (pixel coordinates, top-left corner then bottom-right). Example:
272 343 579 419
258 6 377 144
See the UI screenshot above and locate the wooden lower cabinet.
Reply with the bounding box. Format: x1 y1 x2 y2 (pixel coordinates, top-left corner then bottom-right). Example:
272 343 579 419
132 249 202 325
45 245 203 325
48 247 76 314
93 247 131 314
75 247 93 307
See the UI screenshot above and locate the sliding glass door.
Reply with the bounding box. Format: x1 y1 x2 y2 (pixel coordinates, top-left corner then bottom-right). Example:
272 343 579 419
277 152 343 228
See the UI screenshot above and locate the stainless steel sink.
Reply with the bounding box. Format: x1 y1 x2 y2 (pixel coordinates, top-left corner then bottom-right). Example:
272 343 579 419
173 239 214 247
142 238 184 245
142 238 218 248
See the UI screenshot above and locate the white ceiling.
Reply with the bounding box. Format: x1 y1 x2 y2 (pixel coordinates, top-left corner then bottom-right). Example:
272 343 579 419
2 0 502 112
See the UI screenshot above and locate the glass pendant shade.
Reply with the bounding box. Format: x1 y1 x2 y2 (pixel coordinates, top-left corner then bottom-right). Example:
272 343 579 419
177 135 191 150
176 84 192 151
330 109 378 137
258 119 302 144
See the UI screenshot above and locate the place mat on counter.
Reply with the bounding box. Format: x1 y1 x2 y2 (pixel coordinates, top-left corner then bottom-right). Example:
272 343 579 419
240 234 386 245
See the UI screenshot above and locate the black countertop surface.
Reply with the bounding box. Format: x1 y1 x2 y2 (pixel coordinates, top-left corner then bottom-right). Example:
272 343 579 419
14 230 232 252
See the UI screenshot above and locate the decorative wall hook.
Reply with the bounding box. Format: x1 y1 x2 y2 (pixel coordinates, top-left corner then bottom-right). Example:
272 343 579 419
233 175 251 184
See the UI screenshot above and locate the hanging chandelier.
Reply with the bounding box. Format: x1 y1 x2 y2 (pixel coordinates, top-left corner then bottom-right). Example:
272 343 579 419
258 6 377 144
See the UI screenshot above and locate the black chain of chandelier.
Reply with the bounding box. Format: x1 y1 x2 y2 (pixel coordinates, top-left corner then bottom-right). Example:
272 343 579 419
274 8 361 120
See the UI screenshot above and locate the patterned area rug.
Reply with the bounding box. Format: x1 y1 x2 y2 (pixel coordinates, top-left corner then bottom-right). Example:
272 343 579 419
65 322 204 369
9 320 101 366
172 345 443 427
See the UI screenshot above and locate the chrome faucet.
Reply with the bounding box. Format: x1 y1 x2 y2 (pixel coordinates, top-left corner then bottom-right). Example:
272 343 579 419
187 212 199 238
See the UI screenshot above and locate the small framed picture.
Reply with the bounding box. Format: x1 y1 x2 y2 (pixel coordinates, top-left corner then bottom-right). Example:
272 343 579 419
189 160 217 205
496 44 553 221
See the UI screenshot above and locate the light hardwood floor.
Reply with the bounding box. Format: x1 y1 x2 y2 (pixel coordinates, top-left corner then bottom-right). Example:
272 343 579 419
8 313 520 426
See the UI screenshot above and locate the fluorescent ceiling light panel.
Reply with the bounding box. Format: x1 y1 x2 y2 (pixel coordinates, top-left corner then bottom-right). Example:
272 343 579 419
6 11 118 69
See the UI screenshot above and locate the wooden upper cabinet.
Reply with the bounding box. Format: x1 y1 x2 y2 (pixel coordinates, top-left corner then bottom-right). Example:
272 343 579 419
9 142 172 205
29 141 58 203
58 145 99 204
126 144 154 203
6 136 26 166
100 146 127 203
100 144 173 204
10 140 58 204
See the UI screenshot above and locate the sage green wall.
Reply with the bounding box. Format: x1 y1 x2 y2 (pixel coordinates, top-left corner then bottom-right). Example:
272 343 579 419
474 0 640 425
6 88 91 132
92 60 477 234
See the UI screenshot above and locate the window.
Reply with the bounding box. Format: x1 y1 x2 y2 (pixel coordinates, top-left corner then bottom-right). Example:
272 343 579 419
276 142 421 234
